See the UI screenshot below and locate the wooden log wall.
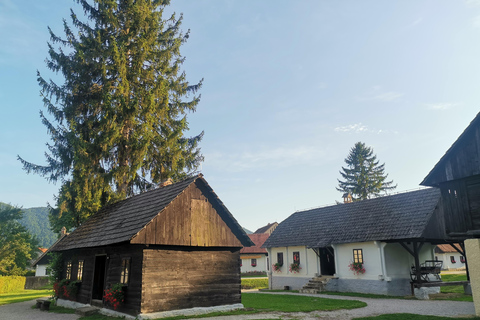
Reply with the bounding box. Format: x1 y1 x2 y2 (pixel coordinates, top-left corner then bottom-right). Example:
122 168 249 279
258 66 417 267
131 183 242 247
141 248 241 314
61 244 144 315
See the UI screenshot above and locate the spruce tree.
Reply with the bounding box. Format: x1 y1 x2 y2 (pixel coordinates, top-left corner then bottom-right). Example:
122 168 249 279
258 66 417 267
18 0 203 232
337 142 396 201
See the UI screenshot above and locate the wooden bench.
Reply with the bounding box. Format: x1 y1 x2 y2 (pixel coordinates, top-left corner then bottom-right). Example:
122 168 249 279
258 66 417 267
36 299 51 311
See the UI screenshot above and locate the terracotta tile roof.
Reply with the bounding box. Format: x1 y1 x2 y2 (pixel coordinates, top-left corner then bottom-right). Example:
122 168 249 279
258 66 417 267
263 188 445 248
435 244 462 253
52 175 253 251
240 233 269 254
254 222 277 234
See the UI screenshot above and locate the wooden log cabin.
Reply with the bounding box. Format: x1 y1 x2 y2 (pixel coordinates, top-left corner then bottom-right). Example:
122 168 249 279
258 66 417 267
51 175 253 316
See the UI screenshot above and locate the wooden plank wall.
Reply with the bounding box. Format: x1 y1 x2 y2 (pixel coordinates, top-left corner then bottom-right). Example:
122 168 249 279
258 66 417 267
61 244 143 315
131 183 242 247
141 248 241 314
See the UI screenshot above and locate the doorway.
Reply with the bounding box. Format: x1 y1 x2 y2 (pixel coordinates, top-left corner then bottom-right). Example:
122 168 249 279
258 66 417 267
319 247 335 276
92 255 107 300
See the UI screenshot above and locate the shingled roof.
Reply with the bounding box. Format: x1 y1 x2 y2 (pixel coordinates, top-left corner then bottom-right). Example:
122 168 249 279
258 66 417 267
263 188 445 249
53 175 252 251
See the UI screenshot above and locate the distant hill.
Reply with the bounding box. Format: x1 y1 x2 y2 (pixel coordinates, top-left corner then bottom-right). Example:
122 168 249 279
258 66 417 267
0 202 57 248
20 207 57 248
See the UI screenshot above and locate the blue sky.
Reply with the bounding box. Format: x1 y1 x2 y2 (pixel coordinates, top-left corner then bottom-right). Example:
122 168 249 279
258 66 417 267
1 0 480 232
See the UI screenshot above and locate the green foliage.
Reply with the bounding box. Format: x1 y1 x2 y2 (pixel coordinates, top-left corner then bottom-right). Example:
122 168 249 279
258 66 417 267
0 276 26 294
53 279 79 300
241 278 268 289
18 0 204 232
337 142 396 201
0 205 39 275
0 288 52 306
47 252 63 284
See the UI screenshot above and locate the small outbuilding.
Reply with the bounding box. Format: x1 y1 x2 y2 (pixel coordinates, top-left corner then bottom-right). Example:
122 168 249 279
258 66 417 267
240 233 270 274
51 174 252 317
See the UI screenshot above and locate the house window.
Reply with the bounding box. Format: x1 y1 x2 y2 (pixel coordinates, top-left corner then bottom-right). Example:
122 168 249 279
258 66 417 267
450 256 456 264
353 249 363 264
121 258 130 285
66 261 72 280
293 251 300 264
251 259 257 267
277 252 284 266
460 256 466 263
77 260 84 281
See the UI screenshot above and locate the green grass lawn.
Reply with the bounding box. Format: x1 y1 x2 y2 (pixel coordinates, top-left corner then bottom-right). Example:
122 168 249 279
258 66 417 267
353 314 480 320
440 273 467 293
0 289 52 306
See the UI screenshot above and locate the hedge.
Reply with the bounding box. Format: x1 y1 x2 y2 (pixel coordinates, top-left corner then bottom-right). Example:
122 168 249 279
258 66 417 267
0 276 26 294
241 278 268 289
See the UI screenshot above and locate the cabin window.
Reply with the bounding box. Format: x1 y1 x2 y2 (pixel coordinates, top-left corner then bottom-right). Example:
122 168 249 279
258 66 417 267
450 256 456 264
460 256 466 263
77 260 84 281
121 258 130 285
293 251 300 264
251 259 257 267
277 252 284 266
353 249 363 264
66 261 72 280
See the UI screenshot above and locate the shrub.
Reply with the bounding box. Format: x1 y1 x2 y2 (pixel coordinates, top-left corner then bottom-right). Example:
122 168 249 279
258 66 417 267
104 283 124 310
53 279 79 300
0 276 26 294
241 278 268 289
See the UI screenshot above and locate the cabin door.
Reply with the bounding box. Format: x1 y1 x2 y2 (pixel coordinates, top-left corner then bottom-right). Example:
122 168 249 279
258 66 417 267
92 255 107 300
319 247 335 276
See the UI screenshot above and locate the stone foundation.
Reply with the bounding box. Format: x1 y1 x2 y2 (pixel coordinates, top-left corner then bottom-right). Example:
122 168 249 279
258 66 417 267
325 278 412 296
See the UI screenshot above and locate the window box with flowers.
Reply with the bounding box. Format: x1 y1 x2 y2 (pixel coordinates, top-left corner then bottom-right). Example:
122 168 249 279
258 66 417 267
289 262 301 273
272 262 282 272
348 261 365 275
53 279 80 301
104 283 125 310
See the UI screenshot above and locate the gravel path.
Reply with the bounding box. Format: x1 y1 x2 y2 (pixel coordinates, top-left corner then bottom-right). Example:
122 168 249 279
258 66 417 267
0 293 474 320
0 298 79 320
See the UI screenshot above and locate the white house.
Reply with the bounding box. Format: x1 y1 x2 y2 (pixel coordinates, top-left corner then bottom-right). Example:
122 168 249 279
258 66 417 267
263 188 458 296
240 233 269 273
435 244 466 270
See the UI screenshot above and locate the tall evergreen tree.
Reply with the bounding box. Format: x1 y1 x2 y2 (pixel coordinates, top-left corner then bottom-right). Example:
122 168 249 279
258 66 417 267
18 0 203 232
337 142 396 201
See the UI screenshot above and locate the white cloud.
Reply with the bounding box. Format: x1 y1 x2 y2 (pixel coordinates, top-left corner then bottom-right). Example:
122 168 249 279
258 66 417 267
334 123 398 135
425 103 459 110
356 86 403 102
473 15 480 28
334 123 369 133
205 145 329 173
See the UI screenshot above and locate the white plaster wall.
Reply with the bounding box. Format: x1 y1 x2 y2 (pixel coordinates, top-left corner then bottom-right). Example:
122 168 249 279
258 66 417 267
334 242 382 280
384 243 437 279
435 252 466 270
241 254 268 273
35 264 48 277
270 246 319 277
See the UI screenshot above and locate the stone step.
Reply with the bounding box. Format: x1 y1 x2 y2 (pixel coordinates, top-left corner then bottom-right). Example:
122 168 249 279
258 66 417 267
91 299 103 308
76 306 100 317
299 288 319 294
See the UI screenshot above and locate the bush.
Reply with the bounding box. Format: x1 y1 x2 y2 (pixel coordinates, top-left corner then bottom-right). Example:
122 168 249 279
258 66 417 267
0 276 26 294
241 278 268 289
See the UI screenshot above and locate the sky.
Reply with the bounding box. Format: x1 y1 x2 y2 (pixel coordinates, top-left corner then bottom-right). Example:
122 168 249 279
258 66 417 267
1 0 480 232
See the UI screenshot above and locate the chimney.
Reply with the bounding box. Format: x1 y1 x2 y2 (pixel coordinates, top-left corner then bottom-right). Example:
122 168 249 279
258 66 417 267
343 193 353 204
160 178 173 187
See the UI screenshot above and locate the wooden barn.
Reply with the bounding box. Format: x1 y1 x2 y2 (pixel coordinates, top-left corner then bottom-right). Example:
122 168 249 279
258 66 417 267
421 112 480 259
51 175 253 316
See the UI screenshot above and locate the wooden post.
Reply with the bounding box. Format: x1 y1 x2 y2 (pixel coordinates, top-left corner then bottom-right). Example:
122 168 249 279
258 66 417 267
413 242 422 285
